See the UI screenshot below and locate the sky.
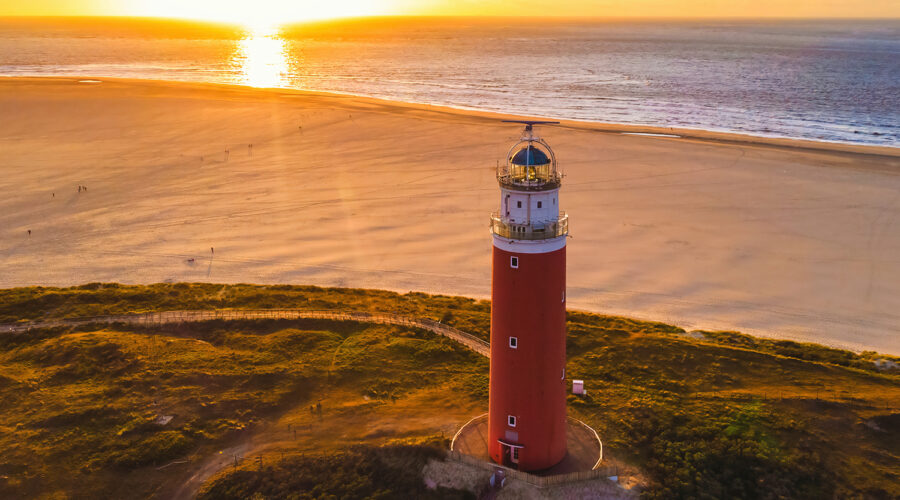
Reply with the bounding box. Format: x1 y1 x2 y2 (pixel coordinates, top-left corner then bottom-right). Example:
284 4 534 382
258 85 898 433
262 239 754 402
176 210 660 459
1 0 898 26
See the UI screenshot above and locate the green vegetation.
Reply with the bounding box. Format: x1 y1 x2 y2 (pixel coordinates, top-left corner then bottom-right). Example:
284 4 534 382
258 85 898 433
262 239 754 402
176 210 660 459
695 329 897 372
0 283 897 499
564 313 900 499
197 444 471 500
0 283 491 334
0 304 487 498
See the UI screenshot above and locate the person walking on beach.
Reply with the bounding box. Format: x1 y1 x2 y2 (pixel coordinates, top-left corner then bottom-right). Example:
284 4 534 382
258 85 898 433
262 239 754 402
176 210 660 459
248 143 253 157
224 148 230 161
27 229 31 236
211 247 214 255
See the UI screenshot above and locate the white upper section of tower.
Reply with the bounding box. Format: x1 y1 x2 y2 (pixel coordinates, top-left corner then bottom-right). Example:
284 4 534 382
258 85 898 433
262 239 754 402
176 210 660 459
501 188 559 225
491 121 568 245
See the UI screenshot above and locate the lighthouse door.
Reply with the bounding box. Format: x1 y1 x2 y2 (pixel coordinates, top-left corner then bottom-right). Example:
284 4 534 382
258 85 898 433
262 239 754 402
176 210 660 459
499 441 521 469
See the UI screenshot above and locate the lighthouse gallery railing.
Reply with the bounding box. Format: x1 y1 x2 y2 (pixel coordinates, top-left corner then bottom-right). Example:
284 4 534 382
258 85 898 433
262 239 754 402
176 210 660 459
490 213 568 240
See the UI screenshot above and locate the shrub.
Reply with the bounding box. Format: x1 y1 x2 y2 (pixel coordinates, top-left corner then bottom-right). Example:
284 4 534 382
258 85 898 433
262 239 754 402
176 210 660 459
197 445 471 500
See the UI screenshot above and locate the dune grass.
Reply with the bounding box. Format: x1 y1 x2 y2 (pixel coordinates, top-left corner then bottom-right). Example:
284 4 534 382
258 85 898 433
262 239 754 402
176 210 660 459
196 444 469 500
0 283 897 499
0 315 486 498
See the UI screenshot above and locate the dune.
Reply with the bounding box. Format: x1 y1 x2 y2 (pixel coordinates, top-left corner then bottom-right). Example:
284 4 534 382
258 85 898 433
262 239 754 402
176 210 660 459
1 77 898 354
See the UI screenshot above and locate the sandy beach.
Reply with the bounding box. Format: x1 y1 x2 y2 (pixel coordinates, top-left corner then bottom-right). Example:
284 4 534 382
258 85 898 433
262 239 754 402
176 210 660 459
1 77 898 354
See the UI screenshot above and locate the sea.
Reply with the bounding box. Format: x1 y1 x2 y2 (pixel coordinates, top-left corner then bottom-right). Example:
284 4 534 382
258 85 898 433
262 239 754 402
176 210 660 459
1 17 898 146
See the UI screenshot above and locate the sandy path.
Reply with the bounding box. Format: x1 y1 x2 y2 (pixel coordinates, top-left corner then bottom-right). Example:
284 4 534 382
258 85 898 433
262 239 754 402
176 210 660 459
1 78 898 354
169 440 254 500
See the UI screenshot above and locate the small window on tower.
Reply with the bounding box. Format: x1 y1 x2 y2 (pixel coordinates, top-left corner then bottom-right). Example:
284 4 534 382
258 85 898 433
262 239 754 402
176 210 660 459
517 201 522 208
537 201 542 208
510 256 519 268
509 336 518 349
508 415 517 427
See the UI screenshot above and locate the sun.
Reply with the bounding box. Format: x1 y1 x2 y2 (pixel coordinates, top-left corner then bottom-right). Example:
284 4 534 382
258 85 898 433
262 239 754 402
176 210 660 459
131 0 395 28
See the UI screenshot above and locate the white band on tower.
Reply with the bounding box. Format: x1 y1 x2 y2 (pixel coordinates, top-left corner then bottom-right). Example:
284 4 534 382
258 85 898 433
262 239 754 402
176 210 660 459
492 235 566 254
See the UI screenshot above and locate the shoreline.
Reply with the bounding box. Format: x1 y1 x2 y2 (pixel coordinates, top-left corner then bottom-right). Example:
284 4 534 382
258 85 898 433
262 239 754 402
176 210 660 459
2 282 898 361
1 281 897 358
3 76 898 159
1 276 893 355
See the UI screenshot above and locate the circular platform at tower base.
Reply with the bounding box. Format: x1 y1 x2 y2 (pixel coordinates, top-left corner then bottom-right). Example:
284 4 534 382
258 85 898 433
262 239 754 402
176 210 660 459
450 414 602 476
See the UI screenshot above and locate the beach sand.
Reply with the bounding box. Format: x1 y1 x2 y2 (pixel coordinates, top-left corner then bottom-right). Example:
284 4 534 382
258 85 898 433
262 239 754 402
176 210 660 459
1 77 898 354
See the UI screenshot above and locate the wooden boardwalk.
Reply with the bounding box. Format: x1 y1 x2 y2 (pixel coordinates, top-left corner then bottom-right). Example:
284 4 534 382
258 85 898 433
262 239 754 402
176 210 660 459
0 309 490 357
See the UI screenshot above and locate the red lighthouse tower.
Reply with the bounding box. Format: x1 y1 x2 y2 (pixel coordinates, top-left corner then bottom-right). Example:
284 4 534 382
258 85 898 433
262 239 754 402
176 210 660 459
488 121 568 471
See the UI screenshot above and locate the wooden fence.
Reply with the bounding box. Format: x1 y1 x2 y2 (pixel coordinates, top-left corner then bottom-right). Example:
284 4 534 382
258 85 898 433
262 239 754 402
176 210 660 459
446 450 617 488
0 309 490 357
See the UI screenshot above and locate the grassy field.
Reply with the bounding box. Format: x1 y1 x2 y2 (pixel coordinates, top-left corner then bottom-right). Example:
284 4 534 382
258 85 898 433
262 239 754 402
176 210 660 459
0 283 898 499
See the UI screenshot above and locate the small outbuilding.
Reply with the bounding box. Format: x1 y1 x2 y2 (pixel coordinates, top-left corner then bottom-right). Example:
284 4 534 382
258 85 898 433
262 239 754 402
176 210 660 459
572 380 585 395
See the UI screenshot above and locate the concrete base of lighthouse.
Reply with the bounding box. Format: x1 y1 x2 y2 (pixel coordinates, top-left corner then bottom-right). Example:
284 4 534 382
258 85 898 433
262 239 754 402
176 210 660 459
451 414 603 476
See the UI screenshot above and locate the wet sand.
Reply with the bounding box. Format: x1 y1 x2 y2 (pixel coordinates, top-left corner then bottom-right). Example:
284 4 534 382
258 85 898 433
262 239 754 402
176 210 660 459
1 77 898 354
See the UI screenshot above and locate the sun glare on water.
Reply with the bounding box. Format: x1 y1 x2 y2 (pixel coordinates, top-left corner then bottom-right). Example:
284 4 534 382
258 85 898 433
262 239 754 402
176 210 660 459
234 26 289 88
134 1 413 88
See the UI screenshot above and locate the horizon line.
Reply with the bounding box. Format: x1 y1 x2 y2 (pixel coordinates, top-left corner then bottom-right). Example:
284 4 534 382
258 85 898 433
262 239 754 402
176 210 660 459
1 14 898 23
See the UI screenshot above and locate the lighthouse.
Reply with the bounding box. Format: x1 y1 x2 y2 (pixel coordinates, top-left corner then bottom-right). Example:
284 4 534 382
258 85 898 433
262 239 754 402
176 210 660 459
488 120 568 471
